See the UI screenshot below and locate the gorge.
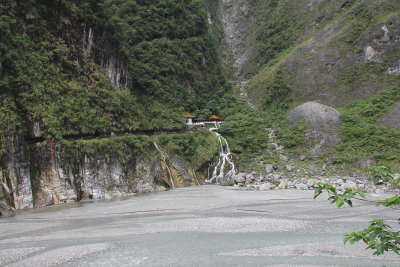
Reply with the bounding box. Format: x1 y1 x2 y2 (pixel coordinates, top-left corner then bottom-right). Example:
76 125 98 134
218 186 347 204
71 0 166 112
1 0 400 217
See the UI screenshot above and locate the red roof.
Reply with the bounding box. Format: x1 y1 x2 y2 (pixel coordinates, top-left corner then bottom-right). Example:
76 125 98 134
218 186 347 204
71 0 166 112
183 112 196 118
210 115 219 120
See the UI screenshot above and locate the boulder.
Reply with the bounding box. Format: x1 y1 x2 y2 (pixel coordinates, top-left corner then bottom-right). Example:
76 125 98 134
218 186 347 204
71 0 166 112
233 173 246 183
287 102 341 157
278 182 287 190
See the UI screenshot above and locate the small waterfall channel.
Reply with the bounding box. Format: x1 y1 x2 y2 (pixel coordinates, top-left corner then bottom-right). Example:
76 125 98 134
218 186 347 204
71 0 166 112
154 142 175 189
206 128 236 184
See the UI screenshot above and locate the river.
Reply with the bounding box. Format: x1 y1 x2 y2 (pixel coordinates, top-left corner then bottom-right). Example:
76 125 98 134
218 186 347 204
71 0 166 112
0 186 399 266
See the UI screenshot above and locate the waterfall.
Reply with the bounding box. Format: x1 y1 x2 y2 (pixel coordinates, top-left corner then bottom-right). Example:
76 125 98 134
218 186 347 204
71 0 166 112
192 170 200 185
153 142 175 189
206 129 236 184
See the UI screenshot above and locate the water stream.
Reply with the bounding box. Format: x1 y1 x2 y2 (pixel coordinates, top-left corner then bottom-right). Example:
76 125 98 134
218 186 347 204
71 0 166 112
206 129 236 184
192 170 200 185
153 142 175 188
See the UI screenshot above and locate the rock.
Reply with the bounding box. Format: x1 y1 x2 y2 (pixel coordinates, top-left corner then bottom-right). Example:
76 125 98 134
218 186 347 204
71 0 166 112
286 164 295 172
344 181 357 189
0 200 14 216
287 102 341 157
265 164 274 174
268 143 278 150
386 60 400 75
376 188 386 194
299 154 307 161
300 184 309 190
252 184 260 190
259 183 271 191
280 155 289 162
233 173 246 184
136 182 154 193
307 179 315 187
336 178 343 184
246 173 255 182
365 45 381 62
1 182 10 195
154 185 166 192
278 182 287 190
379 102 400 131
273 174 281 180
357 183 365 191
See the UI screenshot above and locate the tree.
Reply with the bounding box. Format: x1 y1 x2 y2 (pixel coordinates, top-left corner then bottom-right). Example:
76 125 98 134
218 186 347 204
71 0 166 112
314 166 400 255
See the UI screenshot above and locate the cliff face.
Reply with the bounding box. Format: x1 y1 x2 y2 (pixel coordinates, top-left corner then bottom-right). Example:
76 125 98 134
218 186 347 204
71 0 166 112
0 0 225 213
0 134 213 213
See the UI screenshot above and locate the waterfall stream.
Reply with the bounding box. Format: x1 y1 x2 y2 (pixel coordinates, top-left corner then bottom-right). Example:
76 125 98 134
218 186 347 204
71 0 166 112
153 142 175 189
206 129 236 184
192 170 200 185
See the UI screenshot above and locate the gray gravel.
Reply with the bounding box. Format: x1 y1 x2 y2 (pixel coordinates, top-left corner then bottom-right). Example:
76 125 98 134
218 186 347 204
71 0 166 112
0 186 399 266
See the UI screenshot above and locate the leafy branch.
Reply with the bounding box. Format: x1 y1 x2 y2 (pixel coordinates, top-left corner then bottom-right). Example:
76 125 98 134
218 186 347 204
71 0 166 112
314 166 400 255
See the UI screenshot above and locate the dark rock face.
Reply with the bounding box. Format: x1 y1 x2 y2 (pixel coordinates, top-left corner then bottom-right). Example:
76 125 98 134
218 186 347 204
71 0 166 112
287 102 341 157
379 102 400 130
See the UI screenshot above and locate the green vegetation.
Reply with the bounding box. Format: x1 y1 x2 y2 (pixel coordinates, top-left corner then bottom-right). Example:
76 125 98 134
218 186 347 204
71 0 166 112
61 134 154 164
0 0 231 145
247 0 400 108
158 130 218 169
315 166 400 256
218 97 270 159
336 86 400 169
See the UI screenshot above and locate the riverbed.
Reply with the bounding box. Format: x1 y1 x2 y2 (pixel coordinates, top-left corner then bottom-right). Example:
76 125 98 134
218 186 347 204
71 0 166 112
0 186 399 266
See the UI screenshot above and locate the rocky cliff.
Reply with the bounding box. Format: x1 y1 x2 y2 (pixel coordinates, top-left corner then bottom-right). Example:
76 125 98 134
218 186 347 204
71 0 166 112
0 133 215 214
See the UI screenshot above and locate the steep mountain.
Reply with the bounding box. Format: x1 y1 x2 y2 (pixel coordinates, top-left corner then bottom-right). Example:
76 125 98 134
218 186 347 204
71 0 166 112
216 0 400 171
